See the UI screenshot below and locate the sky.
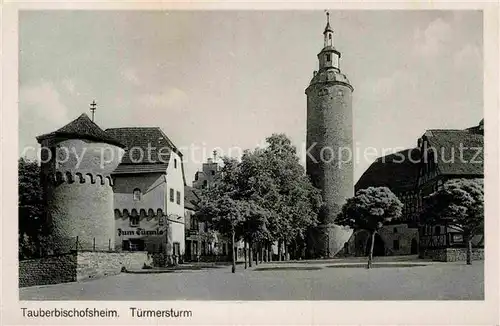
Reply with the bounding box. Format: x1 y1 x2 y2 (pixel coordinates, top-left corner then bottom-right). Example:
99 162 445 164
19 10 483 185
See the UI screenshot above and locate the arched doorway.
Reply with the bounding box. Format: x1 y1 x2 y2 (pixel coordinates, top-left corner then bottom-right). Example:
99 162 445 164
365 233 385 256
411 238 418 254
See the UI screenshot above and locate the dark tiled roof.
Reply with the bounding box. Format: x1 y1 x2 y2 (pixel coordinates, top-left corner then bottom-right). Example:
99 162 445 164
184 185 200 211
112 164 168 174
355 148 421 193
105 127 174 165
37 113 124 147
424 129 484 176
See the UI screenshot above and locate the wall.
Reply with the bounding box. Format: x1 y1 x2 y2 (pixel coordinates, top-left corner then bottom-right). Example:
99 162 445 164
19 251 149 287
343 224 419 257
113 173 166 213
19 254 77 288
48 176 116 252
378 224 419 256
76 251 148 281
165 152 186 256
423 248 484 262
40 138 124 254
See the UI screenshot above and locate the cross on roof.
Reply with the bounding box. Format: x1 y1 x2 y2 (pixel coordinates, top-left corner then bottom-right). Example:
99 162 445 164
90 100 97 122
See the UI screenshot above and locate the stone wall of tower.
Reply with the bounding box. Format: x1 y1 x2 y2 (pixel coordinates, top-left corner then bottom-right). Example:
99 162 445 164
306 82 354 221
40 138 124 253
306 79 354 257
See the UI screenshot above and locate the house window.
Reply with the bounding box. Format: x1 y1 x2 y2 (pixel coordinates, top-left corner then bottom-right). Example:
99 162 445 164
393 227 398 234
176 191 181 205
211 170 215 176
174 159 177 169
393 240 400 250
170 188 174 202
133 188 141 201
203 180 208 188
195 173 199 181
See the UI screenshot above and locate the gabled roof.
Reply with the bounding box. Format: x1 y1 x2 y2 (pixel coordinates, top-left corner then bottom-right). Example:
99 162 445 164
184 185 200 211
37 113 124 147
423 129 483 176
355 148 421 193
105 127 173 165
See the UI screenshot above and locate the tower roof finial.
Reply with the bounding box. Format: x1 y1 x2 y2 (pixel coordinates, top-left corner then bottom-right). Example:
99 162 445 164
324 10 334 34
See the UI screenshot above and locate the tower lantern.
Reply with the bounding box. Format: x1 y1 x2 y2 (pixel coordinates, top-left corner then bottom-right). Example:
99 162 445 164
319 11 341 70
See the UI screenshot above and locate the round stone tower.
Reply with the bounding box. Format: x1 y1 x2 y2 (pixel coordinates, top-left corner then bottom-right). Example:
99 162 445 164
306 13 354 257
37 113 125 253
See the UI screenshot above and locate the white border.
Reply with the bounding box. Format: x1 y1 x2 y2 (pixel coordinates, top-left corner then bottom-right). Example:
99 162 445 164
2 1 499 325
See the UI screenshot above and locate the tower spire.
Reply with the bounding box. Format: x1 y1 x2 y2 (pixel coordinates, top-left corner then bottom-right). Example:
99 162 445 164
89 100 97 122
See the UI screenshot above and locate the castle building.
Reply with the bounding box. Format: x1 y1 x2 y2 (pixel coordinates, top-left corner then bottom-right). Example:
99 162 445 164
305 14 354 257
37 114 125 253
37 114 186 264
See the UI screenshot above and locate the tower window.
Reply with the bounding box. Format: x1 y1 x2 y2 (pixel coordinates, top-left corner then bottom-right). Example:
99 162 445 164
176 191 181 205
174 159 177 169
326 54 331 62
133 188 141 201
170 188 174 202
329 34 332 40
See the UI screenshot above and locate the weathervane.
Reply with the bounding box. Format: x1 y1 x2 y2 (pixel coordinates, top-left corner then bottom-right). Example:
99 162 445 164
90 100 97 122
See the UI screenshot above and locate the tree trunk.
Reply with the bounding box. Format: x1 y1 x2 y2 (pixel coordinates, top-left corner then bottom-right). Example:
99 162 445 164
231 229 236 273
249 240 253 267
284 238 289 261
260 245 264 263
268 243 272 262
278 239 283 261
255 245 259 265
466 237 472 265
367 230 376 269
244 240 248 269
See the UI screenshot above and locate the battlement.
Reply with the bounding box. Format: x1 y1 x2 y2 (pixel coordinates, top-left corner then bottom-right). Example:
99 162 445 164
47 171 114 186
114 208 165 219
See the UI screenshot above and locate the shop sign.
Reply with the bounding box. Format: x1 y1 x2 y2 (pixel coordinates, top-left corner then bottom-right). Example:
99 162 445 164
118 228 164 237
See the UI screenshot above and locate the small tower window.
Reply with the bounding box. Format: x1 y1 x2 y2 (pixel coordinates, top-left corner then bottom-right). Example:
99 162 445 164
326 54 331 62
133 188 141 201
174 159 177 169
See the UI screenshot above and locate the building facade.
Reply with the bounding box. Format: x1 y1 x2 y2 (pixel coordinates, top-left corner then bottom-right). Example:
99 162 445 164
305 14 354 257
415 122 484 260
344 120 484 260
106 127 186 264
38 114 186 266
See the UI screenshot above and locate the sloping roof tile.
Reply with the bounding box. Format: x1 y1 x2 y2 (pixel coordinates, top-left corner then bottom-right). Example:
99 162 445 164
424 129 483 176
112 164 168 174
184 185 200 211
105 127 172 165
37 113 124 147
355 148 420 193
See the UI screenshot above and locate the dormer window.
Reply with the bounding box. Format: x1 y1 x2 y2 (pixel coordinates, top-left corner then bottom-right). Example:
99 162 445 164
133 188 141 201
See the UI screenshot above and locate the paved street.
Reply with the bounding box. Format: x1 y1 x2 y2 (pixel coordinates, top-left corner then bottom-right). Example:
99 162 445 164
20 260 483 300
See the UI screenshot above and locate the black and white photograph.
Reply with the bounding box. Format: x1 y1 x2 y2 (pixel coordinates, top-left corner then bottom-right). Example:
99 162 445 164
2 2 499 325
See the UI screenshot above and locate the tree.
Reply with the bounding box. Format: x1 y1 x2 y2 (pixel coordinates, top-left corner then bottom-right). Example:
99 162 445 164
337 187 403 268
261 134 322 260
18 157 45 259
420 178 484 265
195 157 247 273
